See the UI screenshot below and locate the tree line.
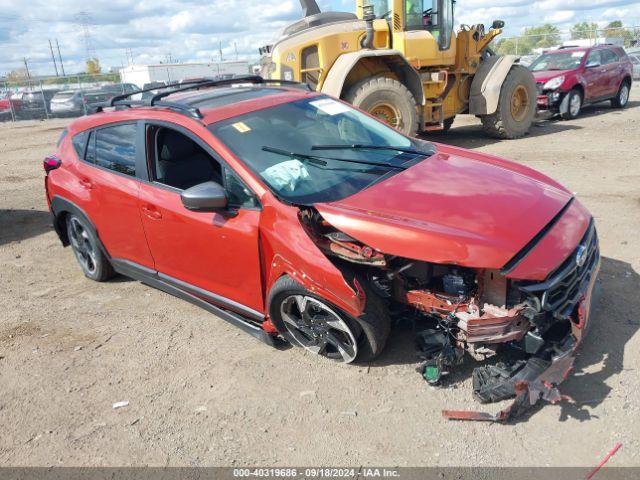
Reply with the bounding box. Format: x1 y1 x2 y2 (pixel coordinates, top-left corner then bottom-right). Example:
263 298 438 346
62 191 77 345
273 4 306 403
495 21 640 56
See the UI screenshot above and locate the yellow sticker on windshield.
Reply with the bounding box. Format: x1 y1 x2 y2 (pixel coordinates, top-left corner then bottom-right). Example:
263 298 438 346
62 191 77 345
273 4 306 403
232 122 251 133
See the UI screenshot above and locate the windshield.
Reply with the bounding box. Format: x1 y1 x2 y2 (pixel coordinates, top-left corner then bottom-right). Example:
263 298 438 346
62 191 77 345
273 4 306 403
209 96 431 204
530 51 586 72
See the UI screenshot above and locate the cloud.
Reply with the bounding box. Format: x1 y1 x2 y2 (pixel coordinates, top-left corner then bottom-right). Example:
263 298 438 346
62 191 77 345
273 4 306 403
1 0 639 77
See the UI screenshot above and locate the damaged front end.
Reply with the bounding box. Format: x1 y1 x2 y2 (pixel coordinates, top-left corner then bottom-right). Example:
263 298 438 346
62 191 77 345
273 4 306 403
300 207 601 422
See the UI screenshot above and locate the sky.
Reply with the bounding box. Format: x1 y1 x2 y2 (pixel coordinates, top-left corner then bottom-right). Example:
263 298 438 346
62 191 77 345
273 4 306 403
1 0 639 77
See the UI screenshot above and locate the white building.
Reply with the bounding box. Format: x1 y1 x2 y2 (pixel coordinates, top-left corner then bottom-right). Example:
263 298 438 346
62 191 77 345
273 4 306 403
119 61 250 88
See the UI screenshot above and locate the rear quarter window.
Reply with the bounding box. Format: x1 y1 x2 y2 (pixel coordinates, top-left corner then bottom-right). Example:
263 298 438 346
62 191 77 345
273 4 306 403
71 130 89 158
57 128 68 147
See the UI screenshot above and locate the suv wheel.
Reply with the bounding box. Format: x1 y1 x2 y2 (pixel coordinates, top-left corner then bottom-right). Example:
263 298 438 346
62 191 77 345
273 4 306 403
561 90 582 120
269 276 390 363
66 214 114 281
611 81 630 108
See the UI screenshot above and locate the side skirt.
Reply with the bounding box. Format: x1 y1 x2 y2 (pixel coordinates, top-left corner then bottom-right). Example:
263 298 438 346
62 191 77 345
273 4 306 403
111 259 278 347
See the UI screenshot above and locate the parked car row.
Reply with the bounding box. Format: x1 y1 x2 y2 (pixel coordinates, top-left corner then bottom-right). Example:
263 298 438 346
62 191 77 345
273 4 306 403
0 83 140 120
528 45 634 120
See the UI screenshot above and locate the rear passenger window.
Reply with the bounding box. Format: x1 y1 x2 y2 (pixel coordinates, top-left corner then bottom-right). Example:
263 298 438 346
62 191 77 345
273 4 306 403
71 131 88 157
95 123 137 176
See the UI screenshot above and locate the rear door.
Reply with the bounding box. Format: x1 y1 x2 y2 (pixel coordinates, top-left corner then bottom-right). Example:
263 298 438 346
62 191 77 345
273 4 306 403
72 121 154 268
600 48 622 96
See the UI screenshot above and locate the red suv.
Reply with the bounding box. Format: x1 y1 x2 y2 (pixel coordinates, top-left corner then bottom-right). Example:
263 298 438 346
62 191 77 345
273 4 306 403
44 77 600 420
531 45 633 119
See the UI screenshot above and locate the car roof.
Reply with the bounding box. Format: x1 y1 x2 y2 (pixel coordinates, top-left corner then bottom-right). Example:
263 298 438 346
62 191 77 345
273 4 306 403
67 85 320 133
549 45 623 55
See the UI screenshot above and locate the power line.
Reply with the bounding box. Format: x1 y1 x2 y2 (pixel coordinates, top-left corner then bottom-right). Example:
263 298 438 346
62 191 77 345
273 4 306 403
56 39 66 76
48 39 59 76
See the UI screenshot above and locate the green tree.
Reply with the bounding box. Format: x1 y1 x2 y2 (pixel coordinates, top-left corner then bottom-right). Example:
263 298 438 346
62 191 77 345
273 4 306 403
571 22 598 40
495 37 532 55
524 24 561 49
602 20 633 46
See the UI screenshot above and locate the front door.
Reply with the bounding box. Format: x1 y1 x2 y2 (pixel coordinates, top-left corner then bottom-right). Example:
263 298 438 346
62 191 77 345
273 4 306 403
138 123 264 314
583 50 606 100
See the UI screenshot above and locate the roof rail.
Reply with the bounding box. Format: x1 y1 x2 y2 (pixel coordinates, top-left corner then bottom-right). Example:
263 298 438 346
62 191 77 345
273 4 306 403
91 75 310 119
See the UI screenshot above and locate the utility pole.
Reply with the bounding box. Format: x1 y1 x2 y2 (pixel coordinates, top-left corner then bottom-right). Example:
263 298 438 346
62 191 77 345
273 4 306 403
233 42 238 61
48 39 59 76
219 40 224 62
56 39 66 76
76 12 96 60
23 58 31 79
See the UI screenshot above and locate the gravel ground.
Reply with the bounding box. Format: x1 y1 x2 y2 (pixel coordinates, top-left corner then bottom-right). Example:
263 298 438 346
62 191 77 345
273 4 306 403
0 89 639 467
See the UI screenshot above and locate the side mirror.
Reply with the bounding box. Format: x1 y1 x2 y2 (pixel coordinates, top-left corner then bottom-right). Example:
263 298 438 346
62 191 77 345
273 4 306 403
491 20 505 29
586 60 601 68
181 181 228 212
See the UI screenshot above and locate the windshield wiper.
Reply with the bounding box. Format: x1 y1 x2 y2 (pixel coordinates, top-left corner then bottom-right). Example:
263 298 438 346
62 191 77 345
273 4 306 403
311 143 435 157
261 146 328 166
262 146 406 170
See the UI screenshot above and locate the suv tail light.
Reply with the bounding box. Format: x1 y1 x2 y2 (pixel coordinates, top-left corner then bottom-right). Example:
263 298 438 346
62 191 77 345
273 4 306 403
43 155 62 173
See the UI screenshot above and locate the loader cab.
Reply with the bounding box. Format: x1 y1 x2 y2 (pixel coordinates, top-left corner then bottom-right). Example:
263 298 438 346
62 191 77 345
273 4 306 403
404 0 454 51
359 0 457 67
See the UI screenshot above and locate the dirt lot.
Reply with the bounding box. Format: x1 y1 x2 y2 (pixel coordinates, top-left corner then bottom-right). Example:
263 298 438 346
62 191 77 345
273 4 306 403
1 90 639 468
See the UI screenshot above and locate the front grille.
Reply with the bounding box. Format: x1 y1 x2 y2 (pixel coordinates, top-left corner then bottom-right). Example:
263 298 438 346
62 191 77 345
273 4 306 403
536 83 544 95
519 222 599 320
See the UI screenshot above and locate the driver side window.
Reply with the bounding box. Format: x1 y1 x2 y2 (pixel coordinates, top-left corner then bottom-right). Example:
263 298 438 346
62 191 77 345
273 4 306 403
147 125 259 209
587 50 602 67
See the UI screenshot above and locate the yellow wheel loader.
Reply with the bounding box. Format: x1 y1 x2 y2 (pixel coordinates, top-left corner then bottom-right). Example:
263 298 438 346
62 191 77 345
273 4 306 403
260 0 537 139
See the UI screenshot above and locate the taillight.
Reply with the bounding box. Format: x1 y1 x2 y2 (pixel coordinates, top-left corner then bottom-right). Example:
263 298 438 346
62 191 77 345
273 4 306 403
43 155 62 173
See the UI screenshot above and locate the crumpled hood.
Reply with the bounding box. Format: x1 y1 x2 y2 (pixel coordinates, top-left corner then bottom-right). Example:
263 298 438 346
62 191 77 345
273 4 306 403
314 144 574 271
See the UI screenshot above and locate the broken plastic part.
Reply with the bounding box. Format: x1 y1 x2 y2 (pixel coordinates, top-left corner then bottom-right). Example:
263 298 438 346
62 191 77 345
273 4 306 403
443 340 576 422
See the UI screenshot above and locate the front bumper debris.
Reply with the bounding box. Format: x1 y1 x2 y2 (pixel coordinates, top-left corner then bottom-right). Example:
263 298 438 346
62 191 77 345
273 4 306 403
437 223 601 422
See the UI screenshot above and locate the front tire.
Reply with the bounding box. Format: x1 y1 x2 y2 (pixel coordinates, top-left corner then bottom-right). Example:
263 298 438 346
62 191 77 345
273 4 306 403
611 81 630 108
66 214 114 282
481 65 537 139
268 275 390 363
344 75 418 136
561 89 582 120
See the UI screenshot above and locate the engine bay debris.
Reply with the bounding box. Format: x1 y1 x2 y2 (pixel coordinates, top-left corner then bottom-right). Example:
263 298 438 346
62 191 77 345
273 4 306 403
299 207 600 422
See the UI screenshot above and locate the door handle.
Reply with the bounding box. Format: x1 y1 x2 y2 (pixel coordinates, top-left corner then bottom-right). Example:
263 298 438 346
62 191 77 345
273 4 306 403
141 205 162 220
79 178 93 189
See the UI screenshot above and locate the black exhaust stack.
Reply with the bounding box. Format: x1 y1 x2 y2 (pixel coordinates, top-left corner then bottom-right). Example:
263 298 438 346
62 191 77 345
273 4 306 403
300 0 321 17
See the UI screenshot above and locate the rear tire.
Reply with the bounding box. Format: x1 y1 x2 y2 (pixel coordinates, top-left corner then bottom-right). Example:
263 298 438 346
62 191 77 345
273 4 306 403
344 75 418 136
611 81 630 108
481 65 537 139
66 214 114 282
268 275 390 363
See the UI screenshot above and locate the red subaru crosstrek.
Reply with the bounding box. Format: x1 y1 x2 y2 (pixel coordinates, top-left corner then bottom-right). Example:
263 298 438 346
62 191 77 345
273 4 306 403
45 77 600 420
531 45 633 119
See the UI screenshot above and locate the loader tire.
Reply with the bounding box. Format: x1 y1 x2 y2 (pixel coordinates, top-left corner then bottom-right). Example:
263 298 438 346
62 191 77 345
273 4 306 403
345 75 418 136
480 65 536 139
